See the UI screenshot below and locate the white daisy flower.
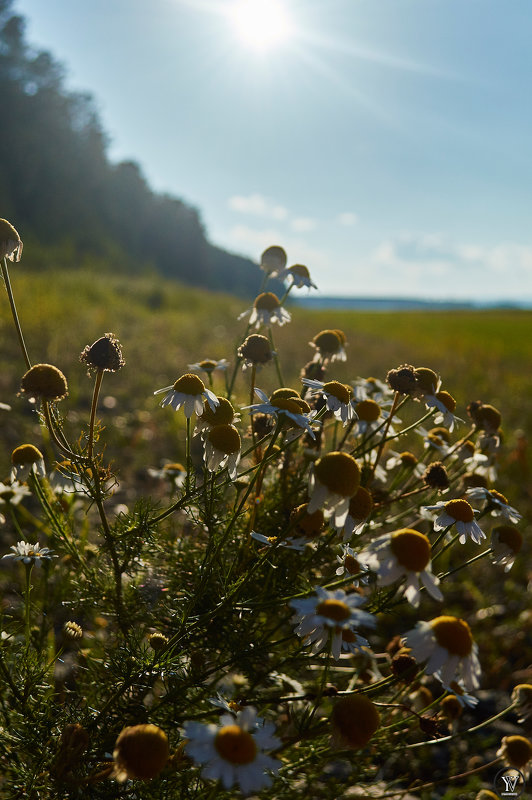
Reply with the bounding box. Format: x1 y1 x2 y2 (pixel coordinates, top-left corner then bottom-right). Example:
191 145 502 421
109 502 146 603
385 450 426 478
423 390 463 432
239 292 291 329
335 545 369 587
423 499 485 545
10 444 45 482
496 735 532 781
251 532 307 552
147 461 186 488
452 440 489 468
359 529 443 608
0 481 31 506
352 376 391 403
154 373 219 418
308 451 361 527
183 706 281 795
417 426 452 457
2 541 55 567
280 263 318 290
309 329 347 363
260 245 287 277
0 218 23 262
246 388 316 439
204 424 241 479
301 378 357 426
465 487 521 523
188 358 229 377
290 585 376 661
490 524 523 572
334 486 374 540
404 615 481 690
441 680 479 708
352 399 396 438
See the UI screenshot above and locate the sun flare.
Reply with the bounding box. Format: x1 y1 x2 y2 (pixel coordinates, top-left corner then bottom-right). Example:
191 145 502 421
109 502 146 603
228 0 293 51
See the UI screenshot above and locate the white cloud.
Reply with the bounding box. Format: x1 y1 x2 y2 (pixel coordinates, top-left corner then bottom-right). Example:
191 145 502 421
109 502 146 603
371 233 532 298
290 217 316 233
337 212 359 227
228 193 289 220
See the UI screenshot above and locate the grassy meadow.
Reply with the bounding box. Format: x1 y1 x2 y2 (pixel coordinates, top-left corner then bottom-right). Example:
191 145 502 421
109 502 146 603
1 265 531 797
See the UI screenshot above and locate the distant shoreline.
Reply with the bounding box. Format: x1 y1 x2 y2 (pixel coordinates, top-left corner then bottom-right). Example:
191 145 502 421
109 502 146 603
290 296 532 312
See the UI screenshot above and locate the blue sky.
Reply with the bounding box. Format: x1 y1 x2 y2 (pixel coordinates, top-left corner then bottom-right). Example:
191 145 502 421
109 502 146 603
14 0 532 302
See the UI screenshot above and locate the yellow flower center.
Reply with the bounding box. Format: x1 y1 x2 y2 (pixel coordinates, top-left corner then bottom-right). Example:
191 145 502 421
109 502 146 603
414 367 439 393
460 440 476 457
390 529 431 572
435 390 456 412
489 489 508 505
314 451 361 497
331 695 380 749
288 264 310 280
273 397 306 415
238 334 272 364
502 735 532 768
11 444 43 465
172 373 205 394
355 400 381 422
214 725 257 765
316 598 351 622
492 525 523 554
444 499 474 523
113 724 169 781
431 616 473 657
312 330 342 354
399 451 418 467
291 503 325 537
20 364 68 401
429 427 451 444
163 462 185 473
200 397 235 425
208 424 241 454
348 487 373 520
254 292 280 311
199 359 218 371
344 555 360 575
333 329 347 345
270 387 300 400
323 380 352 404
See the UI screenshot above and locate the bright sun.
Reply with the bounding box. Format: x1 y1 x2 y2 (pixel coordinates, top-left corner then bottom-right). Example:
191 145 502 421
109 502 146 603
228 0 293 51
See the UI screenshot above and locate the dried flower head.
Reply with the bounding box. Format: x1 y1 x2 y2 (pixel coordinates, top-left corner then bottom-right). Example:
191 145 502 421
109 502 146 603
467 401 502 432
148 632 169 651
113 724 169 781
20 364 68 401
331 695 380 749
386 364 417 394
423 461 449 490
237 334 273 367
0 218 23 261
80 333 125 373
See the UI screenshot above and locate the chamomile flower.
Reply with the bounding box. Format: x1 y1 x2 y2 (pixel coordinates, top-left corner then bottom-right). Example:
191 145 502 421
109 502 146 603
154 373 219 418
2 541 55 567
465 487 521 523
512 684 532 723
335 545 369 587
237 334 274 370
0 481 31 506
183 706 281 795
335 486 374 540
352 399 393 437
246 388 316 439
423 499 485 545
308 451 361 527
188 358 229 377
260 245 287 276
112 724 169 782
490 525 523 571
147 462 186 488
301 378 356 425
204 424 241 479
290 586 375 661
310 329 347 363
251 532 307 551
10 444 45 482
386 451 426 479
0 218 23 261
280 263 317 290
353 376 390 403
441 680 479 709
195 397 239 436
424 390 463 432
404 615 481 690
496 735 532 780
359 529 443 608
239 292 291 329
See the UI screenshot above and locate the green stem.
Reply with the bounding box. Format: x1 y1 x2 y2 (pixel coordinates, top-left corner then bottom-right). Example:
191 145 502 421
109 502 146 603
185 416 192 495
24 562 33 650
1 256 31 370
87 369 104 461
268 326 284 386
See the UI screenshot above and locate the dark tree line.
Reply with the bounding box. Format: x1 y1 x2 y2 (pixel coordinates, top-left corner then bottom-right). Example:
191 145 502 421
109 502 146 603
0 0 264 296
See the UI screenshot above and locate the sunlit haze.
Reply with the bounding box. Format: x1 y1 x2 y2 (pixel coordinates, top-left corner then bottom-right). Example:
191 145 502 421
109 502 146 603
11 0 532 304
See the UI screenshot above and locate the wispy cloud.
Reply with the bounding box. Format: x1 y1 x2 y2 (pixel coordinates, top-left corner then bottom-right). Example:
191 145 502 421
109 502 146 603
228 193 289 221
290 217 317 233
337 212 358 227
